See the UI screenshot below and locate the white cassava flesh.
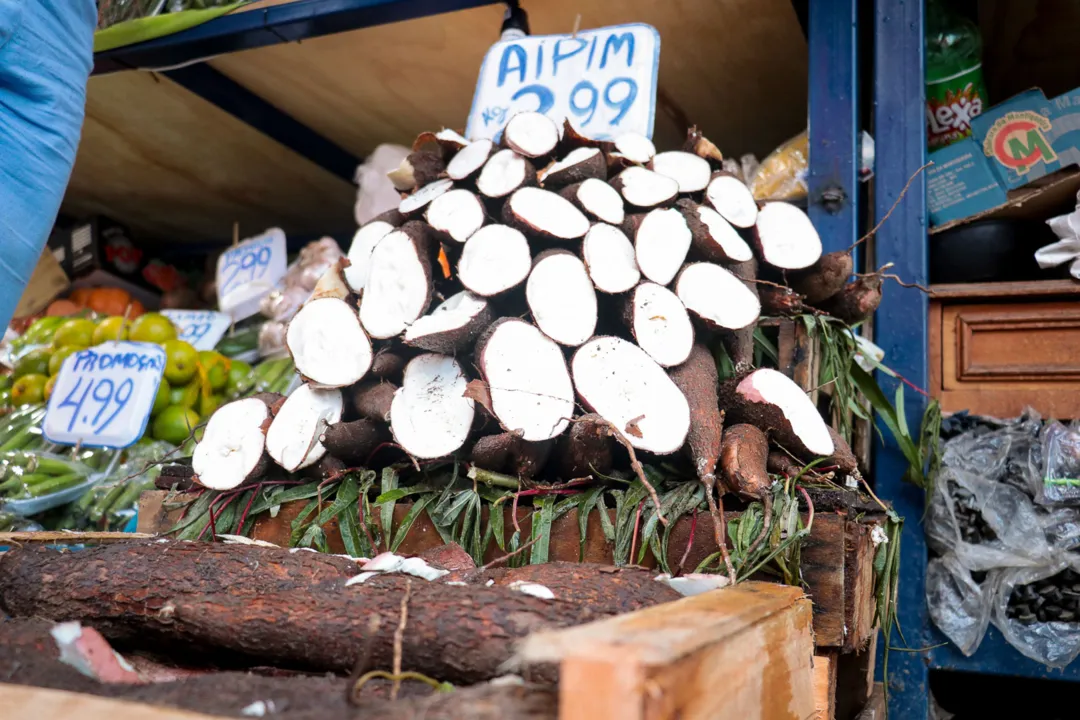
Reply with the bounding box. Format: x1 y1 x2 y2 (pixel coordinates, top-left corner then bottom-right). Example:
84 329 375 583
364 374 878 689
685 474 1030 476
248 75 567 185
539 147 603 186
686 203 753 263
193 398 270 490
675 263 761 330
435 128 469 147
526 250 597 346
477 149 531 198
754 202 823 270
390 354 475 459
706 174 758 228
358 229 431 339
614 166 679 208
504 111 559 158
345 221 394 292
265 384 343 472
288 298 373 387
572 178 624 225
582 224 639 293
399 178 453 215
737 369 834 456
403 290 491 353
614 133 656 164
478 319 575 442
425 189 485 243
651 151 711 192
447 139 494 181
572 337 690 454
634 208 692 285
458 224 532 296
628 283 694 367
505 187 590 240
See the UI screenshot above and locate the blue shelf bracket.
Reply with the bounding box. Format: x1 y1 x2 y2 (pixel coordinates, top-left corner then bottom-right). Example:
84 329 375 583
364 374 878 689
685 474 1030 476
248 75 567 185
807 0 859 256
872 0 929 717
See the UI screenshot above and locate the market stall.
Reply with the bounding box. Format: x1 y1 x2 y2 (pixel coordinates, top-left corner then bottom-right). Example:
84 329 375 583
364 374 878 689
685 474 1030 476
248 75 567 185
0 0 929 717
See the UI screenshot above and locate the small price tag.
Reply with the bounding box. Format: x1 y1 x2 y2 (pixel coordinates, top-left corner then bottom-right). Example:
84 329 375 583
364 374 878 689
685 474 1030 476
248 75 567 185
162 310 232 351
216 228 288 321
466 23 659 143
43 342 166 449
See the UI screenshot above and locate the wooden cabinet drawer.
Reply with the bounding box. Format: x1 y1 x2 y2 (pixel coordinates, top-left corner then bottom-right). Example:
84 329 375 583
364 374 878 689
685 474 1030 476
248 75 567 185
930 283 1080 418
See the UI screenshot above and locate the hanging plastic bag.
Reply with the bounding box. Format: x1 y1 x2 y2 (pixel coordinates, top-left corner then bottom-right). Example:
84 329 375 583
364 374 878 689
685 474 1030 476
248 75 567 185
1036 421 1080 506
927 553 992 656
989 556 1080 668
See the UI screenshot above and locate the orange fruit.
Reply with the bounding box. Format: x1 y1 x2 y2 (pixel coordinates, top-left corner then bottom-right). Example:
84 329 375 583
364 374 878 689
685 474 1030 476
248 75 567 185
69 288 93 307
46 299 80 317
87 287 133 317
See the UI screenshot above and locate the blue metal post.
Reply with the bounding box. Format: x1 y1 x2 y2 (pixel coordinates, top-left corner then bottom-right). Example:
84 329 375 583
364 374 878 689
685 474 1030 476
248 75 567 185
873 0 929 717
807 0 859 256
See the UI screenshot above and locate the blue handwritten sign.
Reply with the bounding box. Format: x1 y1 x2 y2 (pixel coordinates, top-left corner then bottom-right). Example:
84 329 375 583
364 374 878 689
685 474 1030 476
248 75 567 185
43 342 166 449
162 310 232 351
217 228 288 321
466 23 660 143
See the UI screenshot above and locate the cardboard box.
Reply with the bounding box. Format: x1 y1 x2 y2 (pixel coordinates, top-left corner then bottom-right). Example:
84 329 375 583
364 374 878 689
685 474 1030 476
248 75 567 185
928 87 1080 227
12 249 70 319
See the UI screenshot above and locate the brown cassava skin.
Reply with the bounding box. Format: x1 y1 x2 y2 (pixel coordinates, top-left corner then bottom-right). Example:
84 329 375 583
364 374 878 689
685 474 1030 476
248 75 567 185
718 371 829 459
676 199 740 264
619 212 646 240
767 450 803 477
513 438 554 478
470 432 553 479
556 414 614 479
790 250 853 304
349 381 396 423
398 151 446 195
722 258 759 372
683 126 725 167
159 579 631 684
473 563 681 614
372 207 407 227
720 424 772 500
368 348 406 380
668 344 723 485
759 284 805 316
544 151 607 188
320 418 387 465
301 453 346 480
0 542 359 643
559 118 613 154
822 426 860 475
816 274 882 325
404 300 494 355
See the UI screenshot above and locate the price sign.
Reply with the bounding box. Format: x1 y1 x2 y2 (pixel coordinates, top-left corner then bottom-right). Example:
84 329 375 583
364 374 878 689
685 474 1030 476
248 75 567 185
43 342 165 449
216 228 288 321
466 23 659 143
162 310 232 351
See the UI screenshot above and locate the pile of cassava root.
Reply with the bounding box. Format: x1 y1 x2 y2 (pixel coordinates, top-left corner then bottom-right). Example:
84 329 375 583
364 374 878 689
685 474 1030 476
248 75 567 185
191 113 866 574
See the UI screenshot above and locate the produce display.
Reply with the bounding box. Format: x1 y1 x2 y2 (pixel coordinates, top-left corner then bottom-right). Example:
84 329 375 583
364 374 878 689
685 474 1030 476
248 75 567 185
184 113 877 580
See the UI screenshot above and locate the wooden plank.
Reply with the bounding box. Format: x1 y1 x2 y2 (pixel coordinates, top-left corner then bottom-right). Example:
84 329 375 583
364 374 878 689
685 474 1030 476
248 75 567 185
799 513 846 648
812 654 836 720
853 683 885 720
843 519 877 651
63 72 356 244
210 0 807 162
0 531 152 545
516 583 815 720
0 685 227 720
929 279 1080 300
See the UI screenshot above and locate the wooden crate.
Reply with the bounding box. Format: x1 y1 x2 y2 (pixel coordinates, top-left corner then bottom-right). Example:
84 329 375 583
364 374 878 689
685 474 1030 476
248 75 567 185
0 582 821 720
136 489 882 654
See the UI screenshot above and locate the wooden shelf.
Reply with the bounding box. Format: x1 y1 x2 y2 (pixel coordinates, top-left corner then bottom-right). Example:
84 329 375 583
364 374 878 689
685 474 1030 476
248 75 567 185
929 279 1080 301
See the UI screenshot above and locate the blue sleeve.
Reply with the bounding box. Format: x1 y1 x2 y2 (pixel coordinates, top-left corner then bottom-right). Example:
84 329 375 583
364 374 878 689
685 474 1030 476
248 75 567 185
0 0 95 326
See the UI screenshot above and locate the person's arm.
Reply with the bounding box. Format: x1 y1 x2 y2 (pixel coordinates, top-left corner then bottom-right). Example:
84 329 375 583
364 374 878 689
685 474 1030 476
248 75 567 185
0 0 96 328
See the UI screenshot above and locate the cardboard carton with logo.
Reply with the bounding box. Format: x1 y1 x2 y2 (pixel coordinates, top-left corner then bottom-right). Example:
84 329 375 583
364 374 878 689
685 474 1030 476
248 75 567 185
927 86 1080 229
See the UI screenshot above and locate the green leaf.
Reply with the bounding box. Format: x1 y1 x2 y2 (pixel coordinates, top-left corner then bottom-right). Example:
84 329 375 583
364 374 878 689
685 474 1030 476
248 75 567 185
894 385 909 438
576 487 605 561
379 466 400 542
530 496 555 564
753 327 780 364
168 490 216 536
289 497 321 546
338 498 364 558
597 493 615 542
247 481 324 517
390 496 436 552
490 498 507 551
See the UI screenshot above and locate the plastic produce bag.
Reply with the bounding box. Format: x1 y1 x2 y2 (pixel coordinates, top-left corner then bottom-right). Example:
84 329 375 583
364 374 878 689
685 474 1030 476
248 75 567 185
925 467 1051 571
927 553 991 656
1036 421 1080 506
989 556 1080 668
354 144 410 226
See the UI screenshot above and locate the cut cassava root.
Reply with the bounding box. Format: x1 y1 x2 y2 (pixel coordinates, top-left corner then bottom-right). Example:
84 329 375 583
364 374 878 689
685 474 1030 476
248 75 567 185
753 201 823 270
526 250 597 346
559 178 624 225
390 353 475 459
477 148 535 198
359 223 433 340
193 397 272 490
625 282 693 367
503 187 590 241
503 110 559 158
403 290 493 353
721 368 834 458
457 224 531 297
612 166 679 208
287 297 372 388
264 383 343 472
582 223 639 293
540 147 606 187
705 172 758 228
675 262 761 331
425 188 485 243
632 207 692 285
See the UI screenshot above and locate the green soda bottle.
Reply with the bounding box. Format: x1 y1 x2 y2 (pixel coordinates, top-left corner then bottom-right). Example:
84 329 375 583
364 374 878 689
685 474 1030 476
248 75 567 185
925 0 989 150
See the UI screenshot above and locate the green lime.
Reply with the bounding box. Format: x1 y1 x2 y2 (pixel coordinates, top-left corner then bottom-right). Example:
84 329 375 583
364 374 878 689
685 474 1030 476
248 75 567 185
12 374 48 406
52 318 96 349
198 350 230 392
225 359 254 396
129 313 177 344
169 380 200 409
14 348 52 379
163 339 198 385
152 406 201 445
48 345 85 377
92 316 130 345
152 379 171 417
44 375 58 402
198 391 224 418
